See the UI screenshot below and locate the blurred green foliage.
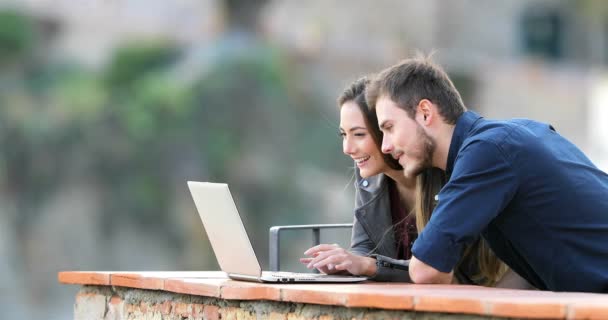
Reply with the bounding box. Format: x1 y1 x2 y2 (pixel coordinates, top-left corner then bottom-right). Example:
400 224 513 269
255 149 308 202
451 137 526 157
0 10 34 62
0 10 344 257
104 41 179 90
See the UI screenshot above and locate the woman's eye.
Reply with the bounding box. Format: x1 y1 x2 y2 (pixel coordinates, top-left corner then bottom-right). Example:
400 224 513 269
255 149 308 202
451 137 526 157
338 132 346 139
354 132 366 137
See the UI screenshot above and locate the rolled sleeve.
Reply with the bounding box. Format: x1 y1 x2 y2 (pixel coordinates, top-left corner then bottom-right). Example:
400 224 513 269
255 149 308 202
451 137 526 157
412 140 518 273
412 221 462 273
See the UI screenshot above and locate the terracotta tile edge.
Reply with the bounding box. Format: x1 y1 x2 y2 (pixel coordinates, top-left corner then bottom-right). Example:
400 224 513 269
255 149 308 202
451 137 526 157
412 295 487 316
110 273 165 290
278 287 347 306
58 271 111 286
566 303 608 320
164 278 222 298
219 284 281 301
487 300 566 319
344 292 414 310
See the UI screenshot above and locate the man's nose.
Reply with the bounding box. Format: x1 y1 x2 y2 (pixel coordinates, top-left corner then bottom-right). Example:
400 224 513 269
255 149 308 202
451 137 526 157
381 137 393 154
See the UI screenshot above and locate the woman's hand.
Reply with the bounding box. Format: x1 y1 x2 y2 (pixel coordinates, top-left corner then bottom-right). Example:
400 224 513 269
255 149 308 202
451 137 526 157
300 244 377 276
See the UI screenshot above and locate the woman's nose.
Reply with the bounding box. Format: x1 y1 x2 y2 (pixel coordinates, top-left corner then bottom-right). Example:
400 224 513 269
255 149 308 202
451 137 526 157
343 138 355 155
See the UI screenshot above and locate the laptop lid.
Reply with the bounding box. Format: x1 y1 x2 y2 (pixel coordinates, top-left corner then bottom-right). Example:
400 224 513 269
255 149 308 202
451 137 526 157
187 181 262 279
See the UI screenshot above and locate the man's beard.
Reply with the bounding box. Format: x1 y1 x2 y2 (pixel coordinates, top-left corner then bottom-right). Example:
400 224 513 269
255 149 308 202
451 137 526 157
403 125 435 178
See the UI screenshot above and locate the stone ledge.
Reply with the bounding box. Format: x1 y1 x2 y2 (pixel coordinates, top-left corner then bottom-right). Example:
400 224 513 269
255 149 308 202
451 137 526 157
59 271 608 319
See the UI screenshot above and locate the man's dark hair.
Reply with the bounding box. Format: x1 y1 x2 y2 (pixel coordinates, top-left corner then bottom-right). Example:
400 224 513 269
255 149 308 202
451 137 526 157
338 77 401 170
366 55 466 124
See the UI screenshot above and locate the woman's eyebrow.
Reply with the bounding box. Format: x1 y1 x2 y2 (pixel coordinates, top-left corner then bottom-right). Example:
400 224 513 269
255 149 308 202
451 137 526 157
348 126 366 132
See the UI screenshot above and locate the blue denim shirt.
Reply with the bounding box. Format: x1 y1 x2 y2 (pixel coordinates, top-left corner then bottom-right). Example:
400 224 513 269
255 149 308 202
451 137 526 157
412 111 608 292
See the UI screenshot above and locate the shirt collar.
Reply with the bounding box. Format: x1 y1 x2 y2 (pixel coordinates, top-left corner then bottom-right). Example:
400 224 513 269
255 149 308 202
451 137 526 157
445 111 483 176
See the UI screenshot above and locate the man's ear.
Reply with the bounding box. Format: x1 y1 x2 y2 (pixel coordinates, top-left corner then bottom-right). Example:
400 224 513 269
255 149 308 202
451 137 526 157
416 99 434 126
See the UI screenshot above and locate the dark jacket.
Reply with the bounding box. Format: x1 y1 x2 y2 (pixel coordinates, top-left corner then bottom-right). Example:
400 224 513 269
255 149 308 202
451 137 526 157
349 168 412 282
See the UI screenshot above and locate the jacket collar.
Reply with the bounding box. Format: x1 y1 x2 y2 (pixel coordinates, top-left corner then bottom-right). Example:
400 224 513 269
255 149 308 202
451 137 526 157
446 111 482 176
356 169 385 194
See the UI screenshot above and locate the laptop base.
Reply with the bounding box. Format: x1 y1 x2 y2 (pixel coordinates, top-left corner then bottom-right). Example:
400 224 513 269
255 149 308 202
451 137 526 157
241 271 366 283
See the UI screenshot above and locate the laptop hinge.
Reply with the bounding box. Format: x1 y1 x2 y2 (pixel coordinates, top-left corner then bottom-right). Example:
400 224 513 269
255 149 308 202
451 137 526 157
228 273 263 282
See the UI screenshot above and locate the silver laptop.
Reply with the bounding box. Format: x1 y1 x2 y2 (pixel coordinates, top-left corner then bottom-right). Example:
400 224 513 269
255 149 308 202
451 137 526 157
187 181 367 283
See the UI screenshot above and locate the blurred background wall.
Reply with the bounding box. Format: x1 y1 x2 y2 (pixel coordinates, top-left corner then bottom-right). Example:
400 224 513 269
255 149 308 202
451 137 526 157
0 0 606 318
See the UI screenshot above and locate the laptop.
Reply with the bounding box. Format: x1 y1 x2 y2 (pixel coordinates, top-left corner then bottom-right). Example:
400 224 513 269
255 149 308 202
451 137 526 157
187 181 367 283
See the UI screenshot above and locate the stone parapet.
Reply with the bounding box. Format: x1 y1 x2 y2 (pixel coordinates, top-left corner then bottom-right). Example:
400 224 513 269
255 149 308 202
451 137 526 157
59 271 608 319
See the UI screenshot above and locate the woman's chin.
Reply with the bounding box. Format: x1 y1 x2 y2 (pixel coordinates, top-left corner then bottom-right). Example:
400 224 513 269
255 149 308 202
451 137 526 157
359 167 381 179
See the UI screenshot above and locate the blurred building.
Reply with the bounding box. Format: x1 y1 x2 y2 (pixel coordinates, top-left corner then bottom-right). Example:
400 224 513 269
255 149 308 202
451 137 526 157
2 0 220 67
263 0 608 170
7 0 607 169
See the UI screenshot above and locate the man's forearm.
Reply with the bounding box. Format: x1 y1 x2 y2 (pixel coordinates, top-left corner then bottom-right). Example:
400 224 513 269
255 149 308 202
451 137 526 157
409 256 453 284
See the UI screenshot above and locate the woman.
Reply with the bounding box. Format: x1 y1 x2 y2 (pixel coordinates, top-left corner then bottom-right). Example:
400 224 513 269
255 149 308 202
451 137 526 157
302 77 514 286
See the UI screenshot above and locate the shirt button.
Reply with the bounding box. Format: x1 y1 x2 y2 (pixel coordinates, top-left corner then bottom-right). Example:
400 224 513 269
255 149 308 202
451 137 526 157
362 180 369 187
434 194 439 201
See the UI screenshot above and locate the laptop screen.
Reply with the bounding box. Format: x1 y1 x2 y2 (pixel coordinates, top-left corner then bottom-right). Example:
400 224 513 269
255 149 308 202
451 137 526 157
188 181 262 277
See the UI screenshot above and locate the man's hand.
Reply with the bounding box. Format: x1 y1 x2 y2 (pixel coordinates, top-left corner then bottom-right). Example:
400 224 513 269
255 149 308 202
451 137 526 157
300 244 377 276
409 255 453 284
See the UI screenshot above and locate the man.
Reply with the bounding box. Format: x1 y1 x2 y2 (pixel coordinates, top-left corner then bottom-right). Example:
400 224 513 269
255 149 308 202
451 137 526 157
366 57 608 292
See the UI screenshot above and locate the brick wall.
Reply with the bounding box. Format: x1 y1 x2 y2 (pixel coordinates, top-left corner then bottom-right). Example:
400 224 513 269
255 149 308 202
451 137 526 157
74 286 502 320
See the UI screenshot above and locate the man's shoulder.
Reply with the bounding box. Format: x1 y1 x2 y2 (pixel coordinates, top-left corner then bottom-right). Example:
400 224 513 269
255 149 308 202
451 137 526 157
466 117 550 148
461 119 512 151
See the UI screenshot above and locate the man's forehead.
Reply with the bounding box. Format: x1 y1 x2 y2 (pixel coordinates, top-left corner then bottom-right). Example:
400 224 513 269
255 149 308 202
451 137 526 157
376 96 404 119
